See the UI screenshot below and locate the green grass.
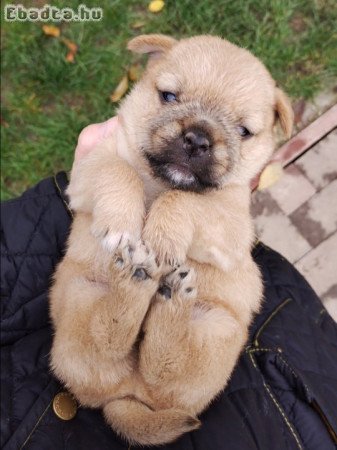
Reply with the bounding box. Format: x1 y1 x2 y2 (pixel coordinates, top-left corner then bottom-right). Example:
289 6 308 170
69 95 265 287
1 0 337 199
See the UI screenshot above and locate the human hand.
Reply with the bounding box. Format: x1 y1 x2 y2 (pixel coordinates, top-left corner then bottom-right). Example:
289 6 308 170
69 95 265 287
74 116 119 163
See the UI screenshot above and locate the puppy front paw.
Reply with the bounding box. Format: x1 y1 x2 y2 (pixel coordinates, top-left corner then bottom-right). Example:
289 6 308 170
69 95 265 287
91 216 142 253
157 265 197 302
142 228 188 267
111 238 160 283
92 228 132 253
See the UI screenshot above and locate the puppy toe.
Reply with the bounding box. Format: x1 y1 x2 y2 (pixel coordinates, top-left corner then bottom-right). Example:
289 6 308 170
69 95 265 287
114 239 159 282
104 231 133 255
157 265 197 301
157 283 172 300
134 241 160 278
112 235 135 268
132 267 150 281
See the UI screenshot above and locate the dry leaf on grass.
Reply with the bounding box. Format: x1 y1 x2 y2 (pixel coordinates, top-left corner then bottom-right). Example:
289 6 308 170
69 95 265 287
110 75 129 102
42 25 60 37
128 64 142 82
65 52 75 63
148 0 165 13
42 26 78 63
61 38 78 63
257 162 284 190
62 38 78 53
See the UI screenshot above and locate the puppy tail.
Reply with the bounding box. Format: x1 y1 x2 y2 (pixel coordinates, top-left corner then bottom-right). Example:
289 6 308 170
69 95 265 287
103 397 200 446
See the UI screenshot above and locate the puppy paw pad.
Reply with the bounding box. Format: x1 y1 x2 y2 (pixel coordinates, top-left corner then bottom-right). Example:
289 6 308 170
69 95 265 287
132 267 150 281
115 256 124 268
157 284 172 300
179 271 189 279
158 265 197 300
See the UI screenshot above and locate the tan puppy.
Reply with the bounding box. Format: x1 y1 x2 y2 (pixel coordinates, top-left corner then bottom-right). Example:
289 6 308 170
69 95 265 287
50 35 293 445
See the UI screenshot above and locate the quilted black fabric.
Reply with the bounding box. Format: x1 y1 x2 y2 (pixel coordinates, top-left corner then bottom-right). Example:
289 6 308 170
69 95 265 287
1 172 337 450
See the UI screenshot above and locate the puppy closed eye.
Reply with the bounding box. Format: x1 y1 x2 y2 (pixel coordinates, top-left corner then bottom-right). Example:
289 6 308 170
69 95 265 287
238 126 253 139
159 91 178 103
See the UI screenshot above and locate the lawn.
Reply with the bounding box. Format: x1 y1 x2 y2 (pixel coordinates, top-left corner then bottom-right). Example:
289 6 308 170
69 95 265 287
1 0 337 199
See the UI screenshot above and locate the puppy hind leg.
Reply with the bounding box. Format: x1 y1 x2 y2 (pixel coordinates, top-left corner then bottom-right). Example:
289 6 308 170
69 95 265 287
139 265 198 385
90 238 160 360
140 267 244 402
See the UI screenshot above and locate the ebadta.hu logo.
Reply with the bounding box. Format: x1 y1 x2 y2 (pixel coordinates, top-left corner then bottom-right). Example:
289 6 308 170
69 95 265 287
3 4 103 22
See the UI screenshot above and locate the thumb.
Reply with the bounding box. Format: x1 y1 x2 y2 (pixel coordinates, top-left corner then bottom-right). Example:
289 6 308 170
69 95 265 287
74 116 119 162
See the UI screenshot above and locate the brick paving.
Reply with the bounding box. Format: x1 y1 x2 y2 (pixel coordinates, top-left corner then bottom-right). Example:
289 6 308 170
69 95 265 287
251 128 337 321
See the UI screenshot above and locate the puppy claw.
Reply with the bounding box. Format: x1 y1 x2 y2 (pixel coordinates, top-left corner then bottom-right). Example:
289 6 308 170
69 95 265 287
101 231 132 253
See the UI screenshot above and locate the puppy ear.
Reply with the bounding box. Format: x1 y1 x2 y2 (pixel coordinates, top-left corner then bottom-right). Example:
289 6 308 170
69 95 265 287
275 88 294 139
128 34 177 59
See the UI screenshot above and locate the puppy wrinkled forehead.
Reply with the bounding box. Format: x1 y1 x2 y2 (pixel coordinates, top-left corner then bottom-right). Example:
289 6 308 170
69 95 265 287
159 36 275 102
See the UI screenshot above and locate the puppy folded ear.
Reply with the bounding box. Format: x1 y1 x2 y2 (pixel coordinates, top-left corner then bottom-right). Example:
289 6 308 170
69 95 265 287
275 87 294 139
128 34 177 59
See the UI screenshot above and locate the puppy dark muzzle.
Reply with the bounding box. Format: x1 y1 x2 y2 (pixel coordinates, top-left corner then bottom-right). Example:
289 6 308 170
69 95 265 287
145 126 218 192
144 103 239 192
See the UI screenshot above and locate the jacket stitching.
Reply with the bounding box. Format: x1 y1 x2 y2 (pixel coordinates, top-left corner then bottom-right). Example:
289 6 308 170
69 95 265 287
277 354 311 397
246 349 312 396
4 204 51 316
247 347 275 353
249 294 313 404
253 298 292 346
248 351 304 450
262 380 303 450
20 399 53 449
53 175 73 219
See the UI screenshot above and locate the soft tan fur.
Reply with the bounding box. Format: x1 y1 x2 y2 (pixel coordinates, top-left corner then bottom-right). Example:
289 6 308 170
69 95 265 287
50 34 293 445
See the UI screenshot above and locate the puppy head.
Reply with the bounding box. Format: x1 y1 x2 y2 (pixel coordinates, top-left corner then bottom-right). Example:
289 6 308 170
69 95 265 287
120 34 293 191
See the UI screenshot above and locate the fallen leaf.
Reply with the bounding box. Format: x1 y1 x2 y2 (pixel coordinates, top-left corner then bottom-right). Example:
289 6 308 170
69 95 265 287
131 20 146 29
61 38 78 63
128 64 142 82
62 38 78 54
148 0 165 13
65 51 75 63
110 75 129 102
42 25 60 37
257 162 283 190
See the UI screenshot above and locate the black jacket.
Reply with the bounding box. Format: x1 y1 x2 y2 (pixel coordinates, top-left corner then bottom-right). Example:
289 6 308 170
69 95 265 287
1 172 337 450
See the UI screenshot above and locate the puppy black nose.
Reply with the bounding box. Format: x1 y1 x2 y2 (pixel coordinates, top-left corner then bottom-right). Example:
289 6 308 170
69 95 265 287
183 130 210 157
